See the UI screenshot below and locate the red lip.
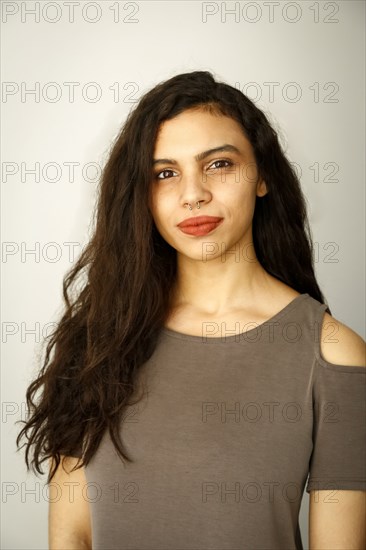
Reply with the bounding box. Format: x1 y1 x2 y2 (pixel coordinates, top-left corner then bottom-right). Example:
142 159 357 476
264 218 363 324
177 215 223 228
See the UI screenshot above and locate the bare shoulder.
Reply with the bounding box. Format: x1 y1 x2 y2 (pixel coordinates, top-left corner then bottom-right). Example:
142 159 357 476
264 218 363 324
320 311 366 367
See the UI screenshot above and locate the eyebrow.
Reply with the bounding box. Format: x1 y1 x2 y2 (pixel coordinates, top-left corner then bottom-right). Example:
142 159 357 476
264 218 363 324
152 144 241 166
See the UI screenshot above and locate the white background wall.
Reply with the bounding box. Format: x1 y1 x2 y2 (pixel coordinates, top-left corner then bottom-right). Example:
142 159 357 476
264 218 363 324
1 1 365 548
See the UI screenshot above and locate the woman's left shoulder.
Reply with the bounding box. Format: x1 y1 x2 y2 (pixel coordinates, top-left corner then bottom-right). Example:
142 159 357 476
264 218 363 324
319 311 366 367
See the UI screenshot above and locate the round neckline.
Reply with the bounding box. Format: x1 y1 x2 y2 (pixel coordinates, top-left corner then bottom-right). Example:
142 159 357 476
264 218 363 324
161 293 310 342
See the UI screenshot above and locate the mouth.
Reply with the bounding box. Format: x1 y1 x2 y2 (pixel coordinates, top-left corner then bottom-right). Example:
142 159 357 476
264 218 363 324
177 217 224 237
177 215 223 228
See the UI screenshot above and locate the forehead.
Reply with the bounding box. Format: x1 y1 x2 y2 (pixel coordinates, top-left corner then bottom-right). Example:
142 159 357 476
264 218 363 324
154 108 252 153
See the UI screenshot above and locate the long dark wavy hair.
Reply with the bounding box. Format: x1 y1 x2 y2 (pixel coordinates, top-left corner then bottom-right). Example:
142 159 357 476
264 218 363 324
16 70 331 483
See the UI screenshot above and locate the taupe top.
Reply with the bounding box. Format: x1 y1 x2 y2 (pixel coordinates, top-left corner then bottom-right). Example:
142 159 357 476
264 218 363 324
70 293 366 549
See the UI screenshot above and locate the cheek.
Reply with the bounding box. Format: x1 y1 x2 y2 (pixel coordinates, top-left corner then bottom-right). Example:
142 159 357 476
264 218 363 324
224 186 258 225
150 191 171 230
241 162 259 185
217 180 254 206
149 187 162 218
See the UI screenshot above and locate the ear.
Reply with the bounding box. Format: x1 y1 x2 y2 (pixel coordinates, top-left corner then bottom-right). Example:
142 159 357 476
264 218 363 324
256 178 268 197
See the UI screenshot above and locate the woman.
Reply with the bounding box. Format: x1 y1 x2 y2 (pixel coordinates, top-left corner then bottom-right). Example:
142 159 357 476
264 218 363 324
16 71 365 549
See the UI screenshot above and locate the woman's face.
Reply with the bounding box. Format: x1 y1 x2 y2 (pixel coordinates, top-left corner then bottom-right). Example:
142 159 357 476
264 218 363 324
149 107 267 259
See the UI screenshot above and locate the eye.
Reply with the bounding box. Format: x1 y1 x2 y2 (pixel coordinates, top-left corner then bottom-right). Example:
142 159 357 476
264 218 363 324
155 169 178 180
208 159 234 170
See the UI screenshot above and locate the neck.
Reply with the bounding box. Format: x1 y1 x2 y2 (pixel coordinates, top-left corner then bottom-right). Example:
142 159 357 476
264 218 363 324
170 242 280 317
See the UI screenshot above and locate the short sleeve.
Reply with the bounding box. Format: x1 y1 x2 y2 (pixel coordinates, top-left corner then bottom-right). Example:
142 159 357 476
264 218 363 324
306 308 366 493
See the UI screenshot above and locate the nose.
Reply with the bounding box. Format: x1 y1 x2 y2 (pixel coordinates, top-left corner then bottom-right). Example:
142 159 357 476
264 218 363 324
179 170 212 210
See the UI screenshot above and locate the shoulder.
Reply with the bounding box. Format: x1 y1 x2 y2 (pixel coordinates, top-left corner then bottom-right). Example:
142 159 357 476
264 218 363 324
319 311 366 367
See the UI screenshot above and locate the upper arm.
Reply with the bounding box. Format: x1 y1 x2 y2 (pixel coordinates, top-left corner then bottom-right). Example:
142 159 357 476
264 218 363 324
309 489 366 549
309 313 366 548
48 456 92 550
